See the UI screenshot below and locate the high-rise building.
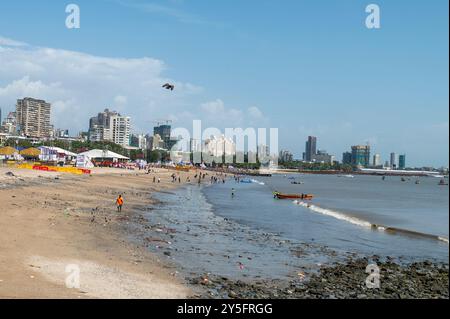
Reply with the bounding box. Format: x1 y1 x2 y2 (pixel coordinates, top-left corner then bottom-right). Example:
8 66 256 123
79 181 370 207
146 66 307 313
342 152 352 165
89 108 120 142
54 128 69 138
153 124 172 148
16 98 52 138
351 145 371 167
390 152 397 169
109 115 131 147
130 134 147 150
88 109 130 147
1 112 17 134
304 136 317 161
311 150 334 163
373 153 382 167
190 138 202 154
203 135 236 159
398 154 406 170
279 150 294 163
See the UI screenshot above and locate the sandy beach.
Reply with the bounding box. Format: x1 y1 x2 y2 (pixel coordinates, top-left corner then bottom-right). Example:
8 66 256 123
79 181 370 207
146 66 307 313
1 166 448 299
0 165 198 299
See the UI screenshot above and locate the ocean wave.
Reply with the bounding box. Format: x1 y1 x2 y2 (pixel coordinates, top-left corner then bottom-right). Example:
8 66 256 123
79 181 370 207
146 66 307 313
293 200 372 228
250 179 265 185
293 200 449 244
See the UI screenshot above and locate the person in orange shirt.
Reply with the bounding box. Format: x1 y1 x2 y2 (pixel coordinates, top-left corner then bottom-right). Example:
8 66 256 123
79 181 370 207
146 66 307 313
116 195 124 212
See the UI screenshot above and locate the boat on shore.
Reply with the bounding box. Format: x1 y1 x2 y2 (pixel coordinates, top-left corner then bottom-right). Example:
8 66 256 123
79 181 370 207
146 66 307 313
273 192 314 200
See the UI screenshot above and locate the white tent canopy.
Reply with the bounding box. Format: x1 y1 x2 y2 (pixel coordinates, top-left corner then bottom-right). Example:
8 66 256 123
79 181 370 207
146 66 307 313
78 149 129 160
39 146 78 157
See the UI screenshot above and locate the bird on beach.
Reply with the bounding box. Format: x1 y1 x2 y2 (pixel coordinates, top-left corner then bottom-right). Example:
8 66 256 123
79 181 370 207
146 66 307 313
162 83 175 91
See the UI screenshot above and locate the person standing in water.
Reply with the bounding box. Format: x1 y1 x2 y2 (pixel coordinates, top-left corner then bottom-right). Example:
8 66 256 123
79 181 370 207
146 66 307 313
116 195 124 212
231 188 235 198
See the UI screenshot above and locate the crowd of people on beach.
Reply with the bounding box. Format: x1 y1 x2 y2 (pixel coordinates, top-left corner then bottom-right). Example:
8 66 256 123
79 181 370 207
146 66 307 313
113 166 239 213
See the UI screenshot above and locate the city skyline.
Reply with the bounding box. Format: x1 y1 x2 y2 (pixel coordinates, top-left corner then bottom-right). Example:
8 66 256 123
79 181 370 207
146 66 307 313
2 102 416 170
0 0 448 167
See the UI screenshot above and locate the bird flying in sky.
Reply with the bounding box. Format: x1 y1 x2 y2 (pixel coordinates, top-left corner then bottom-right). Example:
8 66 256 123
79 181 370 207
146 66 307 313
162 83 175 91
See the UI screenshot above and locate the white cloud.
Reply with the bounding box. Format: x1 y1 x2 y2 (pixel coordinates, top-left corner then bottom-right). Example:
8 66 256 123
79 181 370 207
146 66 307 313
247 106 263 120
0 35 267 136
0 36 203 134
201 99 225 113
0 36 27 47
197 99 266 129
0 76 67 100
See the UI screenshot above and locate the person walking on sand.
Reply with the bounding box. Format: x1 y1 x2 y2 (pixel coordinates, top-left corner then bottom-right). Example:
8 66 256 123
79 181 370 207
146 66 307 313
116 195 124 212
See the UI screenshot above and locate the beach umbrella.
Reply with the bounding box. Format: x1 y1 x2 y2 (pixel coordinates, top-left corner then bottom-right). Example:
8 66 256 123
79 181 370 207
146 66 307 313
0 146 18 156
19 147 41 158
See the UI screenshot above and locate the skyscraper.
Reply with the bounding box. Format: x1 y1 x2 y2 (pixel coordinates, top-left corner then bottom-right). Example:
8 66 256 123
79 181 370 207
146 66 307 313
390 152 397 169
154 124 178 150
351 145 371 167
373 153 382 167
154 124 171 144
88 108 131 147
304 136 317 162
16 98 52 138
109 115 131 147
342 152 352 165
89 108 119 141
399 154 406 170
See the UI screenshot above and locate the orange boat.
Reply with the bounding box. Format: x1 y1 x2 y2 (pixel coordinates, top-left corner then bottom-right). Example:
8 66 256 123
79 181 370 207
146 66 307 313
274 193 314 200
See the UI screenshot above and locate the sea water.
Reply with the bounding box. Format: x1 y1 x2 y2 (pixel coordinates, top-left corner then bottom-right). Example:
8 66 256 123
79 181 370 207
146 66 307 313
146 174 448 281
203 174 449 261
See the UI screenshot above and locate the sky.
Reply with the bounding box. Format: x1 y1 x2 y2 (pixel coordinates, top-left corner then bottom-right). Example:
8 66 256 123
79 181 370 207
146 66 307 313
0 0 448 167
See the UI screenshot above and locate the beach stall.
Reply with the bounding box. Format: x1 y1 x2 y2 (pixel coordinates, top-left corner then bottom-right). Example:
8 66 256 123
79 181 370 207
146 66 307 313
19 147 41 161
38 146 78 164
77 149 129 167
0 146 17 156
0 146 22 161
76 154 94 169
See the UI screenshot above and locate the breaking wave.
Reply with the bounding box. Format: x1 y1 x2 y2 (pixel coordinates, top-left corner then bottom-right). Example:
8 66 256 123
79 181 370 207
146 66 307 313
250 179 265 185
293 200 449 244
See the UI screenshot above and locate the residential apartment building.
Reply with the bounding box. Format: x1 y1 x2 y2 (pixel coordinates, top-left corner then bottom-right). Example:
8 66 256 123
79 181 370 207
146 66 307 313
16 98 52 138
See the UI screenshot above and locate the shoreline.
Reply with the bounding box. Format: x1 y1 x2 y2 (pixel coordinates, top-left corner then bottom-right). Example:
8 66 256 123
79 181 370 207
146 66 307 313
124 180 449 299
0 166 199 299
1 166 448 299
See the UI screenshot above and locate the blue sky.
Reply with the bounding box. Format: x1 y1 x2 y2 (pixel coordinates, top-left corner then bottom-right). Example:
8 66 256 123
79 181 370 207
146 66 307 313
0 0 448 167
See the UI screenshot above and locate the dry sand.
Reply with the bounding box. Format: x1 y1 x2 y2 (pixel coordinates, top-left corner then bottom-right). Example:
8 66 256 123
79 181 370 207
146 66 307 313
0 166 200 299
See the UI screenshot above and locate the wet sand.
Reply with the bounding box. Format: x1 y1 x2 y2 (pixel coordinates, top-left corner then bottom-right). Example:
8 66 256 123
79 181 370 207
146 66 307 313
0 166 198 299
122 180 449 299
